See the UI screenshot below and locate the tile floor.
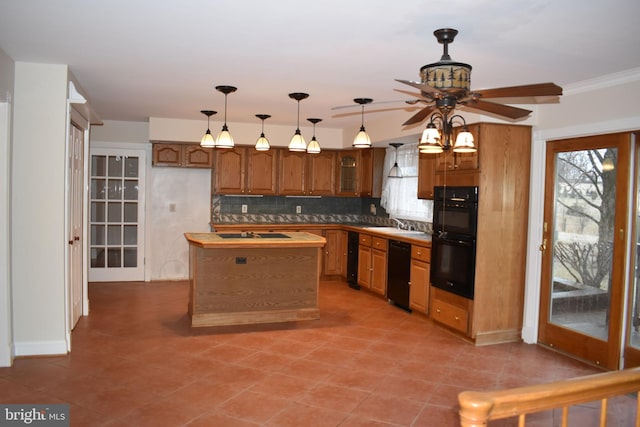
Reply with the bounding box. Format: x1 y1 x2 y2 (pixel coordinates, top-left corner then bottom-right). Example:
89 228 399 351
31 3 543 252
1 279 637 426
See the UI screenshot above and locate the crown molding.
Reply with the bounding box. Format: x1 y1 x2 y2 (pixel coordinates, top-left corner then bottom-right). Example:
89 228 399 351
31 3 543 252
564 67 640 95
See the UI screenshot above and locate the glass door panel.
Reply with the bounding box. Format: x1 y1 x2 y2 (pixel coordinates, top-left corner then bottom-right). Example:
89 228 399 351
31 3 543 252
89 149 145 282
538 133 630 370
624 133 640 367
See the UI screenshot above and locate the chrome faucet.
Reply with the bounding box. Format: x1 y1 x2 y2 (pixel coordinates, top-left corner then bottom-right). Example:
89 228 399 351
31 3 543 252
391 217 407 230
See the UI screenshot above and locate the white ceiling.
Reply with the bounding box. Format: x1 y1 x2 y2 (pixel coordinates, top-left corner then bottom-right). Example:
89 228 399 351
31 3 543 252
1 0 639 133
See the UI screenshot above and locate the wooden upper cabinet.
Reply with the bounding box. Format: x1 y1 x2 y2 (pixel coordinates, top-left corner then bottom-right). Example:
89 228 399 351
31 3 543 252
417 152 437 199
307 150 336 196
213 147 246 194
184 145 213 168
207 145 384 197
213 147 278 195
247 150 278 195
153 143 182 166
278 150 306 195
152 143 212 168
360 148 385 198
336 150 360 196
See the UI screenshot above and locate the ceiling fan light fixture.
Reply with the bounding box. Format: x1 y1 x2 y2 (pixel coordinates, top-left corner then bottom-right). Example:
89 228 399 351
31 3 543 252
352 98 373 148
452 127 476 153
215 85 237 149
254 114 271 151
199 110 217 148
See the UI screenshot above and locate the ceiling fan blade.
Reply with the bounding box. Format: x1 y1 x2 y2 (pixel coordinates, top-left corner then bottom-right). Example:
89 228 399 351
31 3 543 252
331 99 415 110
395 79 443 97
472 82 562 99
463 99 532 119
402 104 438 126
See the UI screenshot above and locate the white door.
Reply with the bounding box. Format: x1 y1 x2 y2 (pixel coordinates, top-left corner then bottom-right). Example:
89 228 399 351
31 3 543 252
89 148 146 282
68 123 84 328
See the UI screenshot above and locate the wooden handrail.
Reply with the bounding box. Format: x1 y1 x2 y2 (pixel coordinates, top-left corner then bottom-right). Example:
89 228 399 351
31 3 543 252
458 367 640 426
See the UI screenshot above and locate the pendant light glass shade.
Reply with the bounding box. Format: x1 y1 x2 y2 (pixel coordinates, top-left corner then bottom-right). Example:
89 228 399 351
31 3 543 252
352 98 373 148
288 92 309 152
216 125 234 148
215 85 237 149
306 118 322 154
306 138 321 154
288 130 307 152
353 126 371 148
199 110 217 148
254 114 271 151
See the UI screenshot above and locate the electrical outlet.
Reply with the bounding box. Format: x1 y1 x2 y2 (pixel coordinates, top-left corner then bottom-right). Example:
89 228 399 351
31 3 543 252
370 204 376 215
296 205 302 214
241 204 248 213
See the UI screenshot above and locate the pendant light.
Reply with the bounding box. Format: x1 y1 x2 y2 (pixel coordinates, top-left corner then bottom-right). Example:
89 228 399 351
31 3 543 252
306 118 322 154
388 143 403 178
215 85 237 148
254 114 271 151
199 110 217 148
352 98 373 148
288 92 309 152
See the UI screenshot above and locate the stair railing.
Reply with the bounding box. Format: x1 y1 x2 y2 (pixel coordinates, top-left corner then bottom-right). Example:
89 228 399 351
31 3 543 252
458 367 640 427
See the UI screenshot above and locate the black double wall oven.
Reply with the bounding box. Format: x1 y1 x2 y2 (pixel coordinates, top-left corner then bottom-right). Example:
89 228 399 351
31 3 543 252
430 186 478 299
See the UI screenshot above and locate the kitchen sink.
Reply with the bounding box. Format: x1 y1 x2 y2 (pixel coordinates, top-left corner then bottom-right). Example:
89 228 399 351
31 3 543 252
217 232 290 239
362 226 425 235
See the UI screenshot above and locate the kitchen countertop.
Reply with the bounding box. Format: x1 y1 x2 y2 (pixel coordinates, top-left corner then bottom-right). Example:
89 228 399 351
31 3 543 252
184 231 327 249
211 223 432 246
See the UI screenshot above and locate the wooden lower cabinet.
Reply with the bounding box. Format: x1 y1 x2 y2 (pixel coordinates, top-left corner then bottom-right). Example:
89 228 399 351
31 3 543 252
357 234 387 296
324 229 347 276
370 245 387 295
409 245 430 314
430 286 472 334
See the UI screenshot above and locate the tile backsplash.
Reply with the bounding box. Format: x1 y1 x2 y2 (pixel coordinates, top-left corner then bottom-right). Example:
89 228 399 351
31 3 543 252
211 194 432 233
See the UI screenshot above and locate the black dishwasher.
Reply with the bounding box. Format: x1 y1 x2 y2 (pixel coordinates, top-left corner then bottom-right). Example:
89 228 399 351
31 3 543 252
387 240 411 311
347 232 359 290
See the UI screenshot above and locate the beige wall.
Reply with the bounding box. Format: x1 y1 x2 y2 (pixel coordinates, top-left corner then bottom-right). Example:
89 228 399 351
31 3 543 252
0 47 14 366
11 62 69 355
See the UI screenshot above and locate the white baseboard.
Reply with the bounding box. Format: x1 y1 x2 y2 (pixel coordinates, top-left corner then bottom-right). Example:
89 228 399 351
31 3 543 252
13 340 68 357
0 343 13 367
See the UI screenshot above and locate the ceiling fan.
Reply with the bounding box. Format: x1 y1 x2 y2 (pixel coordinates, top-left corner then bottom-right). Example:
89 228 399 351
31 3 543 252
396 28 563 126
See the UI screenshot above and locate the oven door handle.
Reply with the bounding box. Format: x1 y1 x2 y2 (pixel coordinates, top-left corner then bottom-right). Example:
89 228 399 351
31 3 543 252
435 236 474 246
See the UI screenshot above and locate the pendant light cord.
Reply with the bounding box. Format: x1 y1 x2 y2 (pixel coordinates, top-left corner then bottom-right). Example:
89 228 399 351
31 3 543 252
224 94 228 126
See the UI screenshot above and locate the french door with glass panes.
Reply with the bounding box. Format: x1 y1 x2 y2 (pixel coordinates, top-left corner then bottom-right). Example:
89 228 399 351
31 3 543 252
538 133 631 370
89 149 145 282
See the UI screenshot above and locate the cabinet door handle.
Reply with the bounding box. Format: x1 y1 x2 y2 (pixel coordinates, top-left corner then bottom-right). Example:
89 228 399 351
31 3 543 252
436 308 441 313
455 316 460 321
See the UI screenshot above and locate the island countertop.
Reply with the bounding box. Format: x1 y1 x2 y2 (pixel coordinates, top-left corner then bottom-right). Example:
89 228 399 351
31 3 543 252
184 231 326 249
184 231 325 327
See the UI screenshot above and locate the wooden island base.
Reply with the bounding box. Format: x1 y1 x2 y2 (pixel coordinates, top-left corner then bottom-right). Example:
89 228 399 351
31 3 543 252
185 232 325 327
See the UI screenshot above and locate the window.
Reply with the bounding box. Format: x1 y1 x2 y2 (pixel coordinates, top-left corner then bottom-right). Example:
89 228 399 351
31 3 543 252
380 142 433 221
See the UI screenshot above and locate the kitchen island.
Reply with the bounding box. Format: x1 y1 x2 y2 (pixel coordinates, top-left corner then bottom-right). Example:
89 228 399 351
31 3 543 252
184 231 326 327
